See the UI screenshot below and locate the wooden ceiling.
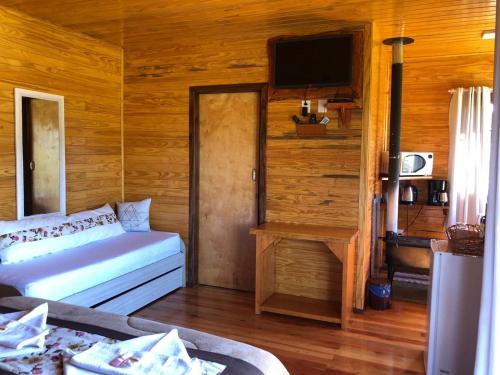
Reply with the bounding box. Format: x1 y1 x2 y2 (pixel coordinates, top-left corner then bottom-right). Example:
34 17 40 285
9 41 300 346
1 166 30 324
0 0 495 57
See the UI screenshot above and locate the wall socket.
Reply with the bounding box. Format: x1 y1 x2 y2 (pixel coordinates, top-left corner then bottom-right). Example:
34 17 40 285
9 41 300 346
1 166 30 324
317 99 328 113
301 100 311 116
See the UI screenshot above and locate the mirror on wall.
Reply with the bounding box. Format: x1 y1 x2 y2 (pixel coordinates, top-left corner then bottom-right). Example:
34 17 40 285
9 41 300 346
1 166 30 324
15 89 65 219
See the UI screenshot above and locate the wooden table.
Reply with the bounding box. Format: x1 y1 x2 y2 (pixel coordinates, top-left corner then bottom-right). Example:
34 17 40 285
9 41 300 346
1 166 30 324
250 222 358 328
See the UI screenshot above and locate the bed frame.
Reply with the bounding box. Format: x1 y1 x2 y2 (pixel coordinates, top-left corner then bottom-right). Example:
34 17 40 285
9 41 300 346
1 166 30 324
61 251 185 315
0 242 186 316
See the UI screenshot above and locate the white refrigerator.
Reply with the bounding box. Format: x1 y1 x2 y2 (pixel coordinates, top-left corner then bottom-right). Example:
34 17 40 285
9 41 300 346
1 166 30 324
426 250 483 375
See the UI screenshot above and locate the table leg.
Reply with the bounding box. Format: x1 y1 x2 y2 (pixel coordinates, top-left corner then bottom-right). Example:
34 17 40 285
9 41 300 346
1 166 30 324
255 233 277 314
341 240 355 328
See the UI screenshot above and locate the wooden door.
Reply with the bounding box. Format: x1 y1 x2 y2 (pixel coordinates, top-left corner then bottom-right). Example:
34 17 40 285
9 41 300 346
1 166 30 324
197 92 259 291
22 98 61 216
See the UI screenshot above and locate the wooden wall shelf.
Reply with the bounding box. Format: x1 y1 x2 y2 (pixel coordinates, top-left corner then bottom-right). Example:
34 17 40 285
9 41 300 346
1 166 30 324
381 202 447 209
326 101 362 128
269 132 359 140
380 175 433 181
250 222 358 328
296 124 327 136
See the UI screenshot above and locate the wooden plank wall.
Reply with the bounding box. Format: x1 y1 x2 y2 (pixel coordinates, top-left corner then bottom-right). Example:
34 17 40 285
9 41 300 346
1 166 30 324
124 22 372 308
267 103 362 303
0 6 123 219
397 205 448 239
374 48 496 237
401 53 495 180
374 45 495 178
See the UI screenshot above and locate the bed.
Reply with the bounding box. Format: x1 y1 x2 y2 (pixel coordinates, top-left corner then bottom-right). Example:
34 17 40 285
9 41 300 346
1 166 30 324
0 231 186 315
0 296 289 375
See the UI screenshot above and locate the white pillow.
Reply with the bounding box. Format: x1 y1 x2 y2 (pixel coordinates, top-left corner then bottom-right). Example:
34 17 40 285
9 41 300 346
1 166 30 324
117 198 151 232
0 204 125 264
0 213 68 236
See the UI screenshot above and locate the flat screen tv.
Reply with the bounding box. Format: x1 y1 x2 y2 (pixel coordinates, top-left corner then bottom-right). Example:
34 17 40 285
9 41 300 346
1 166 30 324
271 34 353 89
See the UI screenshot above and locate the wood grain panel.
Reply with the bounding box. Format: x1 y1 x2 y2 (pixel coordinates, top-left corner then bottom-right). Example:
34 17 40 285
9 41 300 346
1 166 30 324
0 1 494 60
198 92 258 291
376 50 495 240
0 6 122 219
400 53 495 179
355 23 377 309
397 204 448 240
119 21 371 308
274 239 343 302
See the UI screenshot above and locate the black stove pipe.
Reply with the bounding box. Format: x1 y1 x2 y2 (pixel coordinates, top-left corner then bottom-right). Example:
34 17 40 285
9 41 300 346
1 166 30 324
383 37 414 243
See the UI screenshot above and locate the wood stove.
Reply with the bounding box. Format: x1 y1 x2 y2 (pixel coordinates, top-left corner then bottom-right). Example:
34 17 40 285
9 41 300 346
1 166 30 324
382 36 432 282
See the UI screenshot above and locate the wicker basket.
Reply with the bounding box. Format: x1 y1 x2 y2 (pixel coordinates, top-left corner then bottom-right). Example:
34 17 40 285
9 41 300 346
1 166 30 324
446 224 484 255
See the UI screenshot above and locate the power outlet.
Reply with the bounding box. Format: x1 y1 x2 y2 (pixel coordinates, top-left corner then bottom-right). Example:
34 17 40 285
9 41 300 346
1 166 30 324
301 100 311 116
317 99 328 113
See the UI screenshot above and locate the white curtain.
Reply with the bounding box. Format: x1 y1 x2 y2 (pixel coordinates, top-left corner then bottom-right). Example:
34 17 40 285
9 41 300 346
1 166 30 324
448 86 493 226
474 3 500 372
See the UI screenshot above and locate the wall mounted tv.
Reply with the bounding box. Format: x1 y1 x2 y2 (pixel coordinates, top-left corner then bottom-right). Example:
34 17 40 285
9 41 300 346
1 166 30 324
268 30 364 101
272 34 353 88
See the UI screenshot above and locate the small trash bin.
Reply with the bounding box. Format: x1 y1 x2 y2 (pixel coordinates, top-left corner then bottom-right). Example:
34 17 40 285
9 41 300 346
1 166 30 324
367 277 391 310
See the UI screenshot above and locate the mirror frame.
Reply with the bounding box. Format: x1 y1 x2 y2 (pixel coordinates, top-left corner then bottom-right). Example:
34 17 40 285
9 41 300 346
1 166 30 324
15 88 66 219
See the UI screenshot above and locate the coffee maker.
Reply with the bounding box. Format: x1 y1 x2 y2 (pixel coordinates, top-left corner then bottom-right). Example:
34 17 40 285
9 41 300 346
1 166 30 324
428 180 448 206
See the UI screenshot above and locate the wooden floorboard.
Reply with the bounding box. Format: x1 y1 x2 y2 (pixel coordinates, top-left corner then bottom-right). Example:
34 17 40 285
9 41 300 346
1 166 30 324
133 286 427 374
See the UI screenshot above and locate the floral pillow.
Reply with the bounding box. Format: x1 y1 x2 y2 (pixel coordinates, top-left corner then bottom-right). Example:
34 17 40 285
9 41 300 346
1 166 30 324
0 204 125 264
0 213 68 237
0 213 118 250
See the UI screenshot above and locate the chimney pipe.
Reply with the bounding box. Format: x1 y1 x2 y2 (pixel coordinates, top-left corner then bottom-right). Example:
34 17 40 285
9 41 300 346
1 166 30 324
383 37 414 242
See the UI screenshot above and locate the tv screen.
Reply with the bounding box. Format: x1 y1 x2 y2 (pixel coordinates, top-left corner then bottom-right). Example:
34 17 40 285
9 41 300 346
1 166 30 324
272 34 353 89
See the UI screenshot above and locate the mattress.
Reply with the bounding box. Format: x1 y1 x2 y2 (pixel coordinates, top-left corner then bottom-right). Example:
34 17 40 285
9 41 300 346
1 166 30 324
0 231 182 301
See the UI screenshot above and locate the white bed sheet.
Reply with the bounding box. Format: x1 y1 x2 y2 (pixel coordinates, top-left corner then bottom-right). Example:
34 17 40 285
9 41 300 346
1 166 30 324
0 231 182 301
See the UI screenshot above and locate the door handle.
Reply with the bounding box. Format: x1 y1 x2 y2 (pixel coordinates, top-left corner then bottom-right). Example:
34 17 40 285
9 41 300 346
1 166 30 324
29 161 35 171
252 169 257 182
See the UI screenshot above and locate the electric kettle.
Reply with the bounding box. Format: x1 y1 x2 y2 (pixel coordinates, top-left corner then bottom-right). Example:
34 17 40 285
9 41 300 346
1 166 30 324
400 184 418 205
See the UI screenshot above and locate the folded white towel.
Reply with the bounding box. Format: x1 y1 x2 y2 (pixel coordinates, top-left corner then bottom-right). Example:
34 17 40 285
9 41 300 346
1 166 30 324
69 329 202 375
0 303 49 358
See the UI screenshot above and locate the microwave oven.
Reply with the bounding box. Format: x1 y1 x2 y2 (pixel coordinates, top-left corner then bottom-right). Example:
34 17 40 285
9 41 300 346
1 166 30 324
381 151 434 177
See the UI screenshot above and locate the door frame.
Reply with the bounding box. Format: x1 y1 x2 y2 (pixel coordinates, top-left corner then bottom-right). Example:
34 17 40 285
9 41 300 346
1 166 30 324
15 88 66 219
188 83 268 286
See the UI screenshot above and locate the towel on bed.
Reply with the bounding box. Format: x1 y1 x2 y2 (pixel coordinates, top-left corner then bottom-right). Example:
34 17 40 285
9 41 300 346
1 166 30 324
0 303 49 358
67 329 212 375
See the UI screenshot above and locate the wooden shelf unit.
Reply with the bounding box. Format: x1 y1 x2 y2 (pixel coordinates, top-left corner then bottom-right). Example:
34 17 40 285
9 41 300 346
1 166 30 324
381 202 448 209
380 175 433 181
295 123 327 136
326 101 362 128
250 222 358 328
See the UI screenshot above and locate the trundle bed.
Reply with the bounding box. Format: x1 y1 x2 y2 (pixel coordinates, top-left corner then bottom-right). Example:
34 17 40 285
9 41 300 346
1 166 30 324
0 231 185 315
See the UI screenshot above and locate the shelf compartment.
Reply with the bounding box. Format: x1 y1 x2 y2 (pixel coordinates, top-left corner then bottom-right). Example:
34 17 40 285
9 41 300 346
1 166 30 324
251 223 357 328
261 293 341 324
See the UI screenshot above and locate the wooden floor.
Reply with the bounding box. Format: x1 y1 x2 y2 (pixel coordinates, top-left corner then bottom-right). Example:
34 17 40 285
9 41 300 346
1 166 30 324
133 286 427 374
